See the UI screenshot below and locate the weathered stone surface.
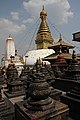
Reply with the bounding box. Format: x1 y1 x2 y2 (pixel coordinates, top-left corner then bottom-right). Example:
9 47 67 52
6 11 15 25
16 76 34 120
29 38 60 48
15 63 69 120
61 82 80 120
4 62 25 98
15 100 69 120
61 51 80 120
0 86 14 120
54 50 80 92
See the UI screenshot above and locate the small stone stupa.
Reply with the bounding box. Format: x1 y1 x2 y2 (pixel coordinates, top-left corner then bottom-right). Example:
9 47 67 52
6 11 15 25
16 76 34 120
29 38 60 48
61 51 80 120
0 67 5 85
54 50 80 91
15 58 69 120
4 56 25 98
34 58 62 100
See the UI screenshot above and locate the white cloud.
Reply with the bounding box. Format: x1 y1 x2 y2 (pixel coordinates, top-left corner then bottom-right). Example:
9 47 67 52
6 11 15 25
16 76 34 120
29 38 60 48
22 18 34 24
23 0 73 24
0 18 26 33
11 12 19 20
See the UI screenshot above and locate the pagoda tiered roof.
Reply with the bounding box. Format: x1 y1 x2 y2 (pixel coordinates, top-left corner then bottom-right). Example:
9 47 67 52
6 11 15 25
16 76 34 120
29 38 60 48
48 36 75 49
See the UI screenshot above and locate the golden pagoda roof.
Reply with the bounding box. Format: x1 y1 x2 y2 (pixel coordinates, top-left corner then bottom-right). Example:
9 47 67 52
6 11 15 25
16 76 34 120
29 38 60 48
48 36 75 49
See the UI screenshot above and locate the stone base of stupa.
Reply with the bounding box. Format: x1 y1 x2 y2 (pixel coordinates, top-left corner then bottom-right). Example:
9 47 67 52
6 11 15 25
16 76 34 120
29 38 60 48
61 91 80 120
0 98 14 120
4 90 25 98
54 78 77 92
4 81 25 98
15 100 69 120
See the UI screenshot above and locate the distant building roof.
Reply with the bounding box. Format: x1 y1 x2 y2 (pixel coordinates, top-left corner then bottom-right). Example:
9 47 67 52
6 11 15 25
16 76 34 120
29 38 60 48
43 53 73 60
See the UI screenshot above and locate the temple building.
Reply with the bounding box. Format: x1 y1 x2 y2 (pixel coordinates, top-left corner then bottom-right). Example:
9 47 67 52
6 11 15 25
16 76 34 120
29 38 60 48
4 35 24 75
6 34 15 60
24 6 55 65
43 34 75 66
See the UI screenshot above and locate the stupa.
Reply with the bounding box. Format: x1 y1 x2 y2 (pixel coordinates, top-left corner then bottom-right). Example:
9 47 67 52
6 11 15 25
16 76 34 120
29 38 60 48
4 56 25 98
34 58 62 100
15 66 69 120
19 65 31 99
54 50 80 92
24 6 55 65
0 67 5 85
19 65 30 83
60 53 80 119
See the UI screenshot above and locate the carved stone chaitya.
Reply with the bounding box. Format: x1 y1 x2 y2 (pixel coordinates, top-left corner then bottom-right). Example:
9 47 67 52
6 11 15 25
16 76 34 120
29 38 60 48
39 62 62 100
4 62 25 98
0 86 14 119
61 52 80 120
20 65 32 100
20 65 31 91
15 67 69 120
20 65 30 83
0 67 5 85
54 50 80 91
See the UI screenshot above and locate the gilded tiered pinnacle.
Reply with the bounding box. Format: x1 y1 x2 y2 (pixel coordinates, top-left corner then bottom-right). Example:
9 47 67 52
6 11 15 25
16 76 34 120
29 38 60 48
35 6 54 49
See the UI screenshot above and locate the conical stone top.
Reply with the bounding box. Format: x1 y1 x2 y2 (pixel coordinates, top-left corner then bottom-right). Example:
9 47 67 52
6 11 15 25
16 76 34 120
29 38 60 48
6 63 18 82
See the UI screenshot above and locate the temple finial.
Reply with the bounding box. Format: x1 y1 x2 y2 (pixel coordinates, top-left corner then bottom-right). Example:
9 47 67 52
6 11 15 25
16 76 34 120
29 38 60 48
9 34 12 37
40 5 47 20
59 33 62 42
60 33 61 39
42 5 44 10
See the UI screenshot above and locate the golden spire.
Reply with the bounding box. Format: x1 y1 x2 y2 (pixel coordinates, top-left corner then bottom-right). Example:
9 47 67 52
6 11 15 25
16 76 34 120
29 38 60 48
40 5 47 20
35 6 54 49
59 33 62 42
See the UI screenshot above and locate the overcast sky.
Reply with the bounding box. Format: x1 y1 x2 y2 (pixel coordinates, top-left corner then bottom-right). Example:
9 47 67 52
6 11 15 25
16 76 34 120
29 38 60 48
0 0 80 62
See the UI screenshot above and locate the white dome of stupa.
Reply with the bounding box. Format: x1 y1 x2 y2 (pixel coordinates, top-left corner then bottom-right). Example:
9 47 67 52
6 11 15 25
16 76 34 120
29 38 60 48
24 49 55 65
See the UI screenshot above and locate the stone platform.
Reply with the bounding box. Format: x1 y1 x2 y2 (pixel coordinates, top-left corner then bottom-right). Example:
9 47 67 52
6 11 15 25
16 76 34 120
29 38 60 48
61 91 80 120
4 81 25 98
15 100 69 120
